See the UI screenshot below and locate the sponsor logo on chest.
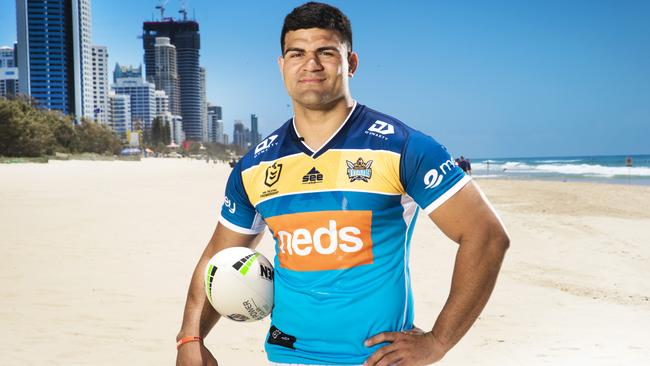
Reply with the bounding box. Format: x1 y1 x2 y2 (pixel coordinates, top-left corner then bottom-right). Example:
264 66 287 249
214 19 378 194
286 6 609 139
302 167 324 184
265 210 374 271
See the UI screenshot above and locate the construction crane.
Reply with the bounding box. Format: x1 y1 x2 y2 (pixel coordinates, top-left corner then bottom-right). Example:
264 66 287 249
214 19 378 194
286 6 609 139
179 0 188 21
155 0 169 21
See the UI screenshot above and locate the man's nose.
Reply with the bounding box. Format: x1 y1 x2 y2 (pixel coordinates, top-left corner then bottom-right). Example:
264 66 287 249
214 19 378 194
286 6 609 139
303 52 324 70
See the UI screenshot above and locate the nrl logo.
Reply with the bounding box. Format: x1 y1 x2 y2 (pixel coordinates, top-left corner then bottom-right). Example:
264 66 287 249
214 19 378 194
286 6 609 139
346 158 373 182
265 162 283 187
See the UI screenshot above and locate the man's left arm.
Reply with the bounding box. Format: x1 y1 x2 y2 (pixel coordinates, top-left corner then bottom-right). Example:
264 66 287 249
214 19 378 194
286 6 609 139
365 181 509 365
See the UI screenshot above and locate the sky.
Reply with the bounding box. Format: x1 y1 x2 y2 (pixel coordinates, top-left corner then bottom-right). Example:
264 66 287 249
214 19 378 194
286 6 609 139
1 0 649 158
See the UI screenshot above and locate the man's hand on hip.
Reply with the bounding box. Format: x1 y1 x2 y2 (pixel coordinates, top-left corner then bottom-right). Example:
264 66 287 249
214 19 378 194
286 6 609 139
364 328 447 366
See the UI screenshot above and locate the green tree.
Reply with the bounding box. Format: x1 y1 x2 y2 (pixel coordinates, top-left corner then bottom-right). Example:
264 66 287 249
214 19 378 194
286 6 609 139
162 121 171 146
151 117 162 146
73 118 122 155
0 97 56 156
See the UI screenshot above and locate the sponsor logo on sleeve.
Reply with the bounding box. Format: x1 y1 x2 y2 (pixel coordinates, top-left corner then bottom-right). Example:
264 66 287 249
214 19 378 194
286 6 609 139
265 210 374 271
223 196 236 214
302 167 324 184
365 120 395 140
346 157 373 182
423 159 456 189
254 135 278 156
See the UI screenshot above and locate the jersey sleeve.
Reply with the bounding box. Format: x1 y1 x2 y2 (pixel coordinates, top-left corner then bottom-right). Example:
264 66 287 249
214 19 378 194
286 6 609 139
219 161 266 234
400 131 471 214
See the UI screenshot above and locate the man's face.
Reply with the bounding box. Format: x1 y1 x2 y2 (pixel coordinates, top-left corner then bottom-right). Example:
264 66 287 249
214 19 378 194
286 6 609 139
279 28 358 109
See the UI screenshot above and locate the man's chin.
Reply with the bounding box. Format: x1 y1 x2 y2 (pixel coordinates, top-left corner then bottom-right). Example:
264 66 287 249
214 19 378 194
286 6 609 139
293 93 339 110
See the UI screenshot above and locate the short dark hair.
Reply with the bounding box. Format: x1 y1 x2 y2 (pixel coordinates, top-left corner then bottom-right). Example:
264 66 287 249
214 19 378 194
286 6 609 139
281 2 353 54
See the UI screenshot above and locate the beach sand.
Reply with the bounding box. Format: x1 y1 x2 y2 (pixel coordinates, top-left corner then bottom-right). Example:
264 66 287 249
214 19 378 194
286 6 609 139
1 159 648 365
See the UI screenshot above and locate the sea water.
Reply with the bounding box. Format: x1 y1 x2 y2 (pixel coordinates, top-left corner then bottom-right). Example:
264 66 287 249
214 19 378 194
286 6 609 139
467 154 650 186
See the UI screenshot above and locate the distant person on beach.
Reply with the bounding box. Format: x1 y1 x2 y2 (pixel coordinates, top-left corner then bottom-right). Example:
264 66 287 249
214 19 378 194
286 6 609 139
466 158 472 176
176 2 509 366
458 156 468 173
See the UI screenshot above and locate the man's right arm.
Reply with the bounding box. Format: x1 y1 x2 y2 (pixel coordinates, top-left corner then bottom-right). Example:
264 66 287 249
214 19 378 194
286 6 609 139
176 222 263 366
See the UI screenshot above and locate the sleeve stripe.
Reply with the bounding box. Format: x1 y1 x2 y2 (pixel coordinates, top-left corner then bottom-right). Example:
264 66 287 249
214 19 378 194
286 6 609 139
423 175 472 215
218 215 265 235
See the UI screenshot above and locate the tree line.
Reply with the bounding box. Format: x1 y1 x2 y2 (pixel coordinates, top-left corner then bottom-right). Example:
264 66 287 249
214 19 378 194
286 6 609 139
0 96 122 157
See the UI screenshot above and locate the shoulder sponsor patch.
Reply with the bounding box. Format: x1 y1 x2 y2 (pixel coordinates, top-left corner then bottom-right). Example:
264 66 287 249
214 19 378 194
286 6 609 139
365 120 394 139
255 135 278 156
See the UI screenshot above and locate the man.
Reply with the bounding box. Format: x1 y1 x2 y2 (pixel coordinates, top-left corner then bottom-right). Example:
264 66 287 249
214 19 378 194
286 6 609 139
458 156 468 173
176 3 509 366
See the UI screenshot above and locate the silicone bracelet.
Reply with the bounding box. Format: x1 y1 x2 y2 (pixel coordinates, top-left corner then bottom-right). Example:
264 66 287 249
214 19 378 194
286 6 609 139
176 336 203 349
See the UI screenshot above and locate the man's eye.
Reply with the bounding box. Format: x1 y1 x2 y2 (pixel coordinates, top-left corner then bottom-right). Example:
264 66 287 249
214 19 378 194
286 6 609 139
319 50 335 56
288 53 303 58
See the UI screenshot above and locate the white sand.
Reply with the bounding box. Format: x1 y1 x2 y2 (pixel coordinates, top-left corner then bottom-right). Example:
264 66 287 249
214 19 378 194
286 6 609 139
0 159 648 365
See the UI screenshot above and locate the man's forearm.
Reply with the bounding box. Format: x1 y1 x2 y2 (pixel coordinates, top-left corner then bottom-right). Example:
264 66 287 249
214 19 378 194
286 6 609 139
430 233 509 352
177 254 220 340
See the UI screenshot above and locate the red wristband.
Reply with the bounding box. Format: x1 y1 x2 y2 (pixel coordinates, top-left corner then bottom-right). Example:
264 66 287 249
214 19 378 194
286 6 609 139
176 336 202 349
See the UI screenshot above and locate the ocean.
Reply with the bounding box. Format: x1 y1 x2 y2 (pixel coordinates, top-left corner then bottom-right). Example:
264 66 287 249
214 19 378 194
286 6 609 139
467 154 650 186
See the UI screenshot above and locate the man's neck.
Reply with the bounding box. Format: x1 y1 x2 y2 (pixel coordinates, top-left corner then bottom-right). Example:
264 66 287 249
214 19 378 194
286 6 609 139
293 96 355 152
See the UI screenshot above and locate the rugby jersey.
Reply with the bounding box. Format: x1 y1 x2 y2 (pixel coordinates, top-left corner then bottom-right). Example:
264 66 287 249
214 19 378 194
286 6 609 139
219 102 470 365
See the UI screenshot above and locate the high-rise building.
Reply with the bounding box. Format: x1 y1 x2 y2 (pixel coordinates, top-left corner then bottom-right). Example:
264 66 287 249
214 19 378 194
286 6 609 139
0 46 15 67
170 115 184 145
91 45 109 123
113 63 142 83
16 0 93 117
154 37 180 115
207 105 223 144
0 46 19 98
78 0 93 119
143 20 202 140
154 89 169 117
108 90 131 136
0 68 19 98
233 120 247 149
250 113 261 145
154 88 173 139
199 66 207 142
112 70 156 131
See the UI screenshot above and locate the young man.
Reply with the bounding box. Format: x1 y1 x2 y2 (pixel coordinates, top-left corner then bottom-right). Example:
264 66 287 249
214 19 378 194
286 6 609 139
176 2 509 366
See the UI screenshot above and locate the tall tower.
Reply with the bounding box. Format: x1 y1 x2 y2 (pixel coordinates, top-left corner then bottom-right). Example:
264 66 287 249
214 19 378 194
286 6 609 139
78 0 93 119
199 66 207 142
233 120 245 149
154 37 180 115
143 19 201 140
250 113 260 146
207 105 223 144
91 45 109 123
16 0 93 118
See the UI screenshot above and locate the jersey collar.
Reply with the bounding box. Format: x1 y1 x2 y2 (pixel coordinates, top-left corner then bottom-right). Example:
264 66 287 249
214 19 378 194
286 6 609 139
291 100 359 159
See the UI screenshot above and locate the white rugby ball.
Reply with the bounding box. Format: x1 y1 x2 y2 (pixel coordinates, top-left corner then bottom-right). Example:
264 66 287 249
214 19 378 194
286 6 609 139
204 247 274 322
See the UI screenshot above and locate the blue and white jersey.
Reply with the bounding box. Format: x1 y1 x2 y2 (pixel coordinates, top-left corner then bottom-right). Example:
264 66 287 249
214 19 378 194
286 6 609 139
219 102 470 365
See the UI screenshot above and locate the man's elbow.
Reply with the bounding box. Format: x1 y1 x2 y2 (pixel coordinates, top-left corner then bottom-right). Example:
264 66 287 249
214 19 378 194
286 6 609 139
489 227 510 253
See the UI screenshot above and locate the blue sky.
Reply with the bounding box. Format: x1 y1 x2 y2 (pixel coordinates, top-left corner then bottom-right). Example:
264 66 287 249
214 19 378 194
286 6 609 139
1 0 649 158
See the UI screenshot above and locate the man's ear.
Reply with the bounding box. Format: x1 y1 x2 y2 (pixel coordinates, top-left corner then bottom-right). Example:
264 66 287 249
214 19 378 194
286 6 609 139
278 56 284 78
348 51 359 78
